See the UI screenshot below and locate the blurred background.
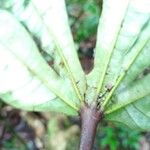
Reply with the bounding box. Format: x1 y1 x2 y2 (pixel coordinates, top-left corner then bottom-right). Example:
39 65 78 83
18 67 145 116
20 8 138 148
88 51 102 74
0 0 150 149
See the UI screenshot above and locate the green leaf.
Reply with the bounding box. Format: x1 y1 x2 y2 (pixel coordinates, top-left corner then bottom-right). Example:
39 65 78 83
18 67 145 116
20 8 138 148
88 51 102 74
86 0 150 102
105 94 150 130
1 0 86 101
86 0 129 103
86 0 150 130
105 72 150 130
0 10 78 115
101 21 150 109
1 0 150 131
101 3 150 91
117 40 150 90
0 44 77 115
106 74 150 114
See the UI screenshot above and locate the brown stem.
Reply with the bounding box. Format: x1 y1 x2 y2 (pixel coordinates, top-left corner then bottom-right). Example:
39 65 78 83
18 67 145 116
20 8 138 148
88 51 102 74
79 104 103 150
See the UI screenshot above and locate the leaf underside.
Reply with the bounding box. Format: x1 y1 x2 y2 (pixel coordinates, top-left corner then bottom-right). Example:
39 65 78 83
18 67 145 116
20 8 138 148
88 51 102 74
88 0 150 130
0 0 150 130
0 0 87 115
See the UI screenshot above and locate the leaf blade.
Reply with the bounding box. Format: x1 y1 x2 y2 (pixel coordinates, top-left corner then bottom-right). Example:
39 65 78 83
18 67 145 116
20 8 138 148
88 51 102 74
0 10 78 111
86 0 129 103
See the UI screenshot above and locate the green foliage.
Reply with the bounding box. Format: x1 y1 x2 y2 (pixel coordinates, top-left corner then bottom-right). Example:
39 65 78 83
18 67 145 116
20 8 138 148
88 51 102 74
0 0 150 131
86 0 150 130
0 0 86 115
99 127 119 150
2 137 27 150
97 124 141 150
67 0 101 41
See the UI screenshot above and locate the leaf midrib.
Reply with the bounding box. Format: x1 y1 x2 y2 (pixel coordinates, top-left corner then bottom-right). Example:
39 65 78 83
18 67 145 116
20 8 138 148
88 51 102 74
105 93 150 114
101 23 150 109
30 1 84 102
0 41 78 111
